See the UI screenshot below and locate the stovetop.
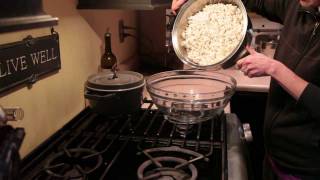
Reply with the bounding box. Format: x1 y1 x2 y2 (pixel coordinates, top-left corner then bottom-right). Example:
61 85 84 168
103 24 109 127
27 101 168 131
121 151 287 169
20 101 233 180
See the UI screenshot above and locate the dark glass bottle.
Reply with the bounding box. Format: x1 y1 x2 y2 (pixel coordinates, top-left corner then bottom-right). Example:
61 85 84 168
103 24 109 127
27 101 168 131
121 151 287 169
101 31 117 70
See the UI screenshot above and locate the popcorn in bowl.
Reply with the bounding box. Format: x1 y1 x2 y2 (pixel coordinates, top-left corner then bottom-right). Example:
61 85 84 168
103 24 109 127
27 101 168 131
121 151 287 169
181 3 244 66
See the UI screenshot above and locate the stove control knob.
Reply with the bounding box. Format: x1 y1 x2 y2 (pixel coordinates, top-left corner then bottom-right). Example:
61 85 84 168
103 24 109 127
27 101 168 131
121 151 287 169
242 123 253 142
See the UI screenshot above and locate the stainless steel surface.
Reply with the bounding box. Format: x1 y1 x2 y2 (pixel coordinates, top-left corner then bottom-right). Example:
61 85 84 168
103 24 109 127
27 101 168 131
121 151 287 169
146 70 236 124
226 113 249 180
172 0 249 69
252 28 281 58
259 41 277 57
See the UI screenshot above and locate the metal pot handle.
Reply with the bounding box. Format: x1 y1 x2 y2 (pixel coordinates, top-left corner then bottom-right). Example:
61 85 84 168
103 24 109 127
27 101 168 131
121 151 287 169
84 90 116 100
242 29 254 55
235 29 254 59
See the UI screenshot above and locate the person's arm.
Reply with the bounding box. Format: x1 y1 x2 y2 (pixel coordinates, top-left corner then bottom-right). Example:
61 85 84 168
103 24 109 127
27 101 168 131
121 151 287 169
298 83 320 120
266 60 308 100
237 47 320 119
237 47 308 100
242 0 291 24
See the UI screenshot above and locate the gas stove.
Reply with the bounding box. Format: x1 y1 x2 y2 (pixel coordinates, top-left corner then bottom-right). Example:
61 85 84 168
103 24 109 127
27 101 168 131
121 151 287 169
20 101 251 180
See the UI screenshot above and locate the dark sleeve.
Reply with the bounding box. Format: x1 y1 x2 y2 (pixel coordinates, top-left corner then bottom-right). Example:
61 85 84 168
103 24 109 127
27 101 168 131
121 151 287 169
242 0 291 24
298 83 320 120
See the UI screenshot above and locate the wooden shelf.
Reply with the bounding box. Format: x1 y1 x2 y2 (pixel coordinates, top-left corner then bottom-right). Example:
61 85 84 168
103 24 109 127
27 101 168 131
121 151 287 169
0 0 58 33
0 15 58 33
77 0 171 10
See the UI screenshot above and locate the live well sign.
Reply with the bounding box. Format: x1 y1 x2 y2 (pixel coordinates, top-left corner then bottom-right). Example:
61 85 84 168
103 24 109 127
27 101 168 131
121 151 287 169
0 34 61 93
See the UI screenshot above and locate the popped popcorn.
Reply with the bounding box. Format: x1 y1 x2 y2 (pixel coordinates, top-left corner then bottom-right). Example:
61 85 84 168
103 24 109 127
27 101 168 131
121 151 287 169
182 3 244 66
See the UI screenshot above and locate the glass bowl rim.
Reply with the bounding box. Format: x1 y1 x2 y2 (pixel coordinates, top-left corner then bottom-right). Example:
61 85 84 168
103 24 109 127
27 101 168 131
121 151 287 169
146 70 237 97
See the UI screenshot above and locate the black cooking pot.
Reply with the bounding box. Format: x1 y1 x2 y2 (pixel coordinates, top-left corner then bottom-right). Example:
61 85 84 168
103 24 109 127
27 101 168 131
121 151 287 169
84 70 145 116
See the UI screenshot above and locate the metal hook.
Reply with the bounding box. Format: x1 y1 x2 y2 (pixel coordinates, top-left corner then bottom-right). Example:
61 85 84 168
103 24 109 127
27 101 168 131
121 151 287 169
50 27 59 42
51 27 57 35
27 74 39 85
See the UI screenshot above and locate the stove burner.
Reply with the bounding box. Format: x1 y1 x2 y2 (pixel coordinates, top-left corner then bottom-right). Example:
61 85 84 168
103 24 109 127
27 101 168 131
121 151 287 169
44 148 102 179
137 146 208 180
137 157 198 180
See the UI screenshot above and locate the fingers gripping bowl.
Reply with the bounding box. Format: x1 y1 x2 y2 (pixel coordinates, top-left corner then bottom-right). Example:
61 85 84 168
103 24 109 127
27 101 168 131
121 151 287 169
146 70 236 124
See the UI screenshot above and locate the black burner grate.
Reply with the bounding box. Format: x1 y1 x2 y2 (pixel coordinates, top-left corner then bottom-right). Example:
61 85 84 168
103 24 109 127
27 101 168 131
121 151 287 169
21 101 227 180
44 148 102 179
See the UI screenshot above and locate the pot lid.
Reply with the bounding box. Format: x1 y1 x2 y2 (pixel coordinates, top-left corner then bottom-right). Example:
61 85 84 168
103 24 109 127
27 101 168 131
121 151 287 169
86 70 145 91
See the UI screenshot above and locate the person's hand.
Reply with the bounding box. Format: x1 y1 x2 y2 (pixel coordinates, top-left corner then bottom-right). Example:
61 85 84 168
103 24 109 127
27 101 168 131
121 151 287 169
171 0 187 15
236 46 280 78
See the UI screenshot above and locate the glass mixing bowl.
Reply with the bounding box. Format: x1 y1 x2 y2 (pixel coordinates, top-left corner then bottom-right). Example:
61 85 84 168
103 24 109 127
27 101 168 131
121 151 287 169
146 70 236 124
